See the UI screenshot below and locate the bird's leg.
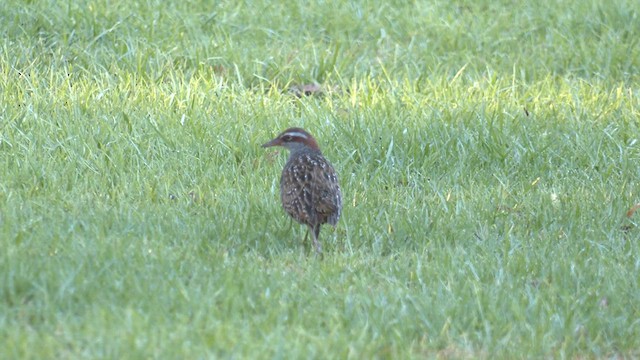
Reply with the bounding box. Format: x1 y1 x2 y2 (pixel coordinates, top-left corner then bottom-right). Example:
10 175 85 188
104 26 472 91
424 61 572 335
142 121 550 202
303 228 310 250
312 225 322 256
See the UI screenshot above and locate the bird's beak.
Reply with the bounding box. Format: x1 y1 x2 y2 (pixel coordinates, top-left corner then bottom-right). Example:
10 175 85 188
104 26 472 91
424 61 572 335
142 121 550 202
261 138 279 148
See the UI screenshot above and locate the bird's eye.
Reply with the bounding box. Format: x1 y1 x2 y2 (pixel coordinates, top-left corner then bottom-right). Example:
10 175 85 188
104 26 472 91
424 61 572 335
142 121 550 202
282 135 292 142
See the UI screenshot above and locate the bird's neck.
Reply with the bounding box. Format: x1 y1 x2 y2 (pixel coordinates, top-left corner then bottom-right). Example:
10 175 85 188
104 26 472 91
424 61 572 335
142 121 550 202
288 145 322 160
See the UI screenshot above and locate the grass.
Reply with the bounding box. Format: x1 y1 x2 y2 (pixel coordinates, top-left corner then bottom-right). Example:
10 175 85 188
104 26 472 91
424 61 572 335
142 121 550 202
1 0 639 358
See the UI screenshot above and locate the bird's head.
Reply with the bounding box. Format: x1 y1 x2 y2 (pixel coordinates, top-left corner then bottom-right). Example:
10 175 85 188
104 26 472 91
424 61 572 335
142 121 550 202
262 128 320 153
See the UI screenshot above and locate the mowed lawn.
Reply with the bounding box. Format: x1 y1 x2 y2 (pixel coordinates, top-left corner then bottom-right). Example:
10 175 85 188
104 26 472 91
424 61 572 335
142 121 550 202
1 0 639 358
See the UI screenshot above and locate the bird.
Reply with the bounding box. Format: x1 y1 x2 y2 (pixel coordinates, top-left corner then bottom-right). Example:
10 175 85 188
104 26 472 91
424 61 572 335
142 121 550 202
262 127 342 255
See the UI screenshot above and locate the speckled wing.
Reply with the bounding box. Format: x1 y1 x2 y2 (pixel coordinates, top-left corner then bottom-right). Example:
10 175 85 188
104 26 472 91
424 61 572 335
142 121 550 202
279 152 342 227
310 158 341 226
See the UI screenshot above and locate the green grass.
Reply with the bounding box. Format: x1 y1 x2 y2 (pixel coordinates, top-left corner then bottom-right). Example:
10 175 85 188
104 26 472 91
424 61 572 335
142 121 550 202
1 0 639 358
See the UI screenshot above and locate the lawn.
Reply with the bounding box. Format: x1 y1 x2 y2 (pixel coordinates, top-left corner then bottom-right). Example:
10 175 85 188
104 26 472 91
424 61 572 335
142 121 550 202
1 0 639 358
